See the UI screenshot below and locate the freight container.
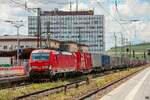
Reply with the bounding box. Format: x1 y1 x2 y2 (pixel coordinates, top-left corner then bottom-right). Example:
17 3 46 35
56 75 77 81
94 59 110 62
101 55 110 67
91 53 102 68
111 57 120 68
91 53 111 70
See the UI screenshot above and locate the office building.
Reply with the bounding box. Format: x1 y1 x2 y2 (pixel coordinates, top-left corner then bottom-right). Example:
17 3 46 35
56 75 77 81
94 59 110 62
28 9 105 52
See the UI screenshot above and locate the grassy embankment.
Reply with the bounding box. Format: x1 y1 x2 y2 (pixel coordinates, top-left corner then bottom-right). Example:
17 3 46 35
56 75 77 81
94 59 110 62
108 43 150 60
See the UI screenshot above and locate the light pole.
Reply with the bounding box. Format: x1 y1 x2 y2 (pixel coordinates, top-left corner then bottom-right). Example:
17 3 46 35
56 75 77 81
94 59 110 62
37 8 41 48
77 27 81 51
5 20 24 65
114 33 117 56
26 7 42 48
45 21 53 48
119 32 125 65
15 24 24 65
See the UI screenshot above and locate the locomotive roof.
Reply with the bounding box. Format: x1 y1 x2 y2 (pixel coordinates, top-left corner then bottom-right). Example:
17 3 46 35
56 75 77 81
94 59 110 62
32 49 74 56
32 49 55 53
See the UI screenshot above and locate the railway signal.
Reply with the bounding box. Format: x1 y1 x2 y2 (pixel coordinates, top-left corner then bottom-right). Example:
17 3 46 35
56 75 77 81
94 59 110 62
133 50 135 58
126 48 129 52
147 49 150 55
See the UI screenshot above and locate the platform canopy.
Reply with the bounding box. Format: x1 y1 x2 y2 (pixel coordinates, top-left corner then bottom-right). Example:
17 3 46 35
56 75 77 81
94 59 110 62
0 48 35 59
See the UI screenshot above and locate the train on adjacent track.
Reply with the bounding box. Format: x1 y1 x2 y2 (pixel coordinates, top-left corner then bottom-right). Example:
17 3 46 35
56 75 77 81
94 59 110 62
29 49 146 78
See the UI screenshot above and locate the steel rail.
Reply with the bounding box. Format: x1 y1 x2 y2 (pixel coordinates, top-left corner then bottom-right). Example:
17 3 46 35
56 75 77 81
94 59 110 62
0 76 29 90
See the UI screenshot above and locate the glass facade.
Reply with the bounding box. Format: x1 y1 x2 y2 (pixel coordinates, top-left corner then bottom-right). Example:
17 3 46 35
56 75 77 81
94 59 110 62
28 15 105 53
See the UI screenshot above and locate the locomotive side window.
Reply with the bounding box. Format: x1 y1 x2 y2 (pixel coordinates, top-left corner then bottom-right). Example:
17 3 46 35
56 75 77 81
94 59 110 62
32 53 50 61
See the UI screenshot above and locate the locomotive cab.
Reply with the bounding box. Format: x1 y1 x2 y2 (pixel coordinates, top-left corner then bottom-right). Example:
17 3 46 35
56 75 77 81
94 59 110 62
29 50 52 77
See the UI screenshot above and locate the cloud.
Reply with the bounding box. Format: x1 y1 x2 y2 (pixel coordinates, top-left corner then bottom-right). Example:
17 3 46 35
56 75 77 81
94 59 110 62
0 0 149 50
61 2 90 11
99 0 150 49
112 0 150 17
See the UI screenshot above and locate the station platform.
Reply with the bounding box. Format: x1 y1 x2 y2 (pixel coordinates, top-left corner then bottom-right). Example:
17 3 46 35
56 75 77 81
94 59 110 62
100 67 150 100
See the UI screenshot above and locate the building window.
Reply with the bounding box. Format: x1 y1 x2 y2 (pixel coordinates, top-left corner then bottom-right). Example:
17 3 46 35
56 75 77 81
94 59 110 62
3 46 7 50
15 45 17 49
26 45 29 48
20 45 24 48
94 21 98 24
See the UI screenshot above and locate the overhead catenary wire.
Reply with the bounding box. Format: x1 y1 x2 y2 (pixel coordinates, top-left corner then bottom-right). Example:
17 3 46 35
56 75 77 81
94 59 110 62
114 0 135 39
39 0 74 10
7 0 76 13
7 0 34 13
94 0 131 54
9 0 26 9
5 0 136 47
29 0 71 7
95 0 127 33
114 0 123 20
96 1 134 47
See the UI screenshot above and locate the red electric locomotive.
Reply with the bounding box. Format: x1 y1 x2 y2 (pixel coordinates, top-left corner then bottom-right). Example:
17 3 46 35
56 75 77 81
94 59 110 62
29 49 92 77
29 49 147 79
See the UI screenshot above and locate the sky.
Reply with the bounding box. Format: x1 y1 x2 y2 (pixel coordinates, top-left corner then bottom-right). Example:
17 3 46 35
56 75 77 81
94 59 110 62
0 0 149 50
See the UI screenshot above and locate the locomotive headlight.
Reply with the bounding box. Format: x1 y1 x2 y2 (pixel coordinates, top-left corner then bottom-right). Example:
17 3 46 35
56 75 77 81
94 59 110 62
29 66 32 71
31 66 49 69
31 66 39 69
42 66 49 69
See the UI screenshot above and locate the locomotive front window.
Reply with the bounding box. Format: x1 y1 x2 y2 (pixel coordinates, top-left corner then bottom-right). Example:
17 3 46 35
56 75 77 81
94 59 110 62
32 53 49 61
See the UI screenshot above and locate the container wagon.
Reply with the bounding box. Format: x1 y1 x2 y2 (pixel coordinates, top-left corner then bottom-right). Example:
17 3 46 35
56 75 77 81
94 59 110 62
91 53 111 71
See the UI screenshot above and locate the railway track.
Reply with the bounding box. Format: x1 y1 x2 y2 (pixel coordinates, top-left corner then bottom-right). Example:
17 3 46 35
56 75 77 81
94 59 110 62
14 71 114 100
0 75 30 90
14 67 138 100
0 71 104 90
14 67 146 100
